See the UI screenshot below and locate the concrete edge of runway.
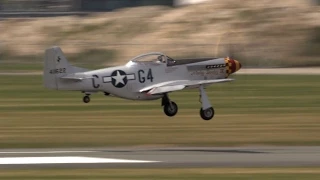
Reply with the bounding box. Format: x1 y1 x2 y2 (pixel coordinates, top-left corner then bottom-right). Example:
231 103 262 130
0 146 320 169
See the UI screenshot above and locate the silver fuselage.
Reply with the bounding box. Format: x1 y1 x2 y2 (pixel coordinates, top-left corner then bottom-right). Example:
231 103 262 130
57 58 227 100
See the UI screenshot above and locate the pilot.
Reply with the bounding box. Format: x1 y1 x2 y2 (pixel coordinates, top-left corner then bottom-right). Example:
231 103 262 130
157 55 167 64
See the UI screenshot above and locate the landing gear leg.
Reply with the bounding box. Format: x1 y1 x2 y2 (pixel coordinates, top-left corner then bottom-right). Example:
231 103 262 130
199 85 214 120
162 93 178 117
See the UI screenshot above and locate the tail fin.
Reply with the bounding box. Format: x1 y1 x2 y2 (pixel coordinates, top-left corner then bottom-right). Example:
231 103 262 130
43 46 87 90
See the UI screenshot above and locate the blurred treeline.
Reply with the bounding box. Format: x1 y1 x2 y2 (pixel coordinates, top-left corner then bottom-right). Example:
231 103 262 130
0 0 319 70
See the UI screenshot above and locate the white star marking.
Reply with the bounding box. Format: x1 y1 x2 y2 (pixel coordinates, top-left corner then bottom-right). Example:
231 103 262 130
112 71 126 86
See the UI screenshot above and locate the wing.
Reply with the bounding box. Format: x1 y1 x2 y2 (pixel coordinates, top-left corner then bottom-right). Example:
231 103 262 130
140 79 234 95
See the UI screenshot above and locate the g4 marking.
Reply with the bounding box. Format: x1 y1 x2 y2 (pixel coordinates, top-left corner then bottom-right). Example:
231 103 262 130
138 69 154 83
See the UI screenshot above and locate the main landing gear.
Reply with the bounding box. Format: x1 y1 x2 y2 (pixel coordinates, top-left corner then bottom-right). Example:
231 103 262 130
198 85 214 120
200 107 214 120
162 94 178 117
161 85 214 121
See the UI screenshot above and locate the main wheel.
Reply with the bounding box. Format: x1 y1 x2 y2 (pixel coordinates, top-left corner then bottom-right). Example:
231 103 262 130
200 107 214 120
163 101 178 117
83 96 90 103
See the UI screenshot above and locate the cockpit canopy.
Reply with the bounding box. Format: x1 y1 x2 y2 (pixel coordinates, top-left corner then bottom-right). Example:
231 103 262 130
128 52 176 66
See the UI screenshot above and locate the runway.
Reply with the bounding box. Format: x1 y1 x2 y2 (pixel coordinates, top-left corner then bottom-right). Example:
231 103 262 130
0 146 319 168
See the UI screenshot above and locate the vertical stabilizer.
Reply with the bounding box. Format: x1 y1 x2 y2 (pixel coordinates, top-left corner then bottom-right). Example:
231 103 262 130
43 46 78 90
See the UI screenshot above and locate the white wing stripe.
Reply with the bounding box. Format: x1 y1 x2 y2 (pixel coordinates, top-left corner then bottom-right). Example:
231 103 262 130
147 85 185 95
141 78 234 94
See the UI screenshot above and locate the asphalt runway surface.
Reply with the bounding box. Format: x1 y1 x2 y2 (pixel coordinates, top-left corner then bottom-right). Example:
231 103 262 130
0 146 319 169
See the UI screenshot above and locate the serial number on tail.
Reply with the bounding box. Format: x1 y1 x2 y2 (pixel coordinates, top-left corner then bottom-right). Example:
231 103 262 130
49 68 66 74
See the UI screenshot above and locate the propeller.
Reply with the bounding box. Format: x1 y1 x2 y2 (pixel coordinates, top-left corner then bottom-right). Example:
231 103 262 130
213 32 246 102
215 31 236 59
214 31 247 78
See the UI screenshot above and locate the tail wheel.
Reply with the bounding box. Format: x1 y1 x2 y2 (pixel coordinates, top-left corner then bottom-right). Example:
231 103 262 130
164 101 178 117
200 107 214 120
83 96 90 103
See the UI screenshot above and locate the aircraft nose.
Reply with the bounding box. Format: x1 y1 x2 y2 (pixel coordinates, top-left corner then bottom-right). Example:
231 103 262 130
234 60 241 72
225 58 242 75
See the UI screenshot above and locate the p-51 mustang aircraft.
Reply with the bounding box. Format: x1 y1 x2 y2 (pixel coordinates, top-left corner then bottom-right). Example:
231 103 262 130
44 46 241 120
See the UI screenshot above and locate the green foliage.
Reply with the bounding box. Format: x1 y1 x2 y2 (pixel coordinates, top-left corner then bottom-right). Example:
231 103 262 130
0 168 320 180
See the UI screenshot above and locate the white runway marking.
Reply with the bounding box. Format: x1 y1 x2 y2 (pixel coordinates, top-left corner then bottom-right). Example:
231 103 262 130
0 156 158 165
0 151 95 154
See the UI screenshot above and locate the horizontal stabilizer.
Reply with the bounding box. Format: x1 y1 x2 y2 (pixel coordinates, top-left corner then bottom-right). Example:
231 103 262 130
60 74 93 81
43 46 90 89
